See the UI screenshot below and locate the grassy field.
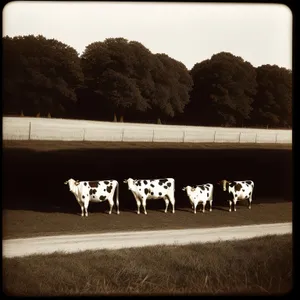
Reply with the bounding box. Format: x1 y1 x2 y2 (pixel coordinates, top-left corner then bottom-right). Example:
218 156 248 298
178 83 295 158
3 202 292 239
2 140 292 151
3 234 293 296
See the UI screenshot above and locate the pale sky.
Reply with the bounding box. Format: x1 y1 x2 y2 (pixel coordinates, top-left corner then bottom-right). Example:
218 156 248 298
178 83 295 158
3 1 292 70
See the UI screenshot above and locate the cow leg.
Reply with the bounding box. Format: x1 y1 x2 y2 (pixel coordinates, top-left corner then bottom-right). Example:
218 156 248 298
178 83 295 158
233 199 237 212
168 194 175 214
228 200 232 212
209 200 213 212
132 194 141 214
191 202 194 211
141 197 147 215
193 202 198 214
164 197 170 213
84 201 89 217
137 200 141 214
77 199 84 217
248 195 252 209
108 199 114 215
202 202 206 213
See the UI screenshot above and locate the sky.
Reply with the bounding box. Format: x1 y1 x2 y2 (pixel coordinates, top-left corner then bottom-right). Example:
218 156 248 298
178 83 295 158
3 1 293 70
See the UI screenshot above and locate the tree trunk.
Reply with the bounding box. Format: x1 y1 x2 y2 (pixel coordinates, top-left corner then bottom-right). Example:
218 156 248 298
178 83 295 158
113 113 117 122
119 116 124 122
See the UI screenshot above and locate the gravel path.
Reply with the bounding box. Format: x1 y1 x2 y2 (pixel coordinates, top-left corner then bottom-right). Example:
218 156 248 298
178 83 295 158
3 222 292 258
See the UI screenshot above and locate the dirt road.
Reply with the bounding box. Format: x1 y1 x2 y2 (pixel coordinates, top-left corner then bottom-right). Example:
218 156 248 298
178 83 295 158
3 222 292 258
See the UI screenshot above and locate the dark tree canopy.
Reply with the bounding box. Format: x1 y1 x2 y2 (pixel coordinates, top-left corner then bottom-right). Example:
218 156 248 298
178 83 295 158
3 34 292 128
3 35 83 117
81 38 192 123
81 38 155 121
150 53 193 120
250 65 292 128
187 52 257 126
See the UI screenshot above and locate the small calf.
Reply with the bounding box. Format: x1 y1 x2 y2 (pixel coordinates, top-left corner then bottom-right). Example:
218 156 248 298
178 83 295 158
182 184 213 214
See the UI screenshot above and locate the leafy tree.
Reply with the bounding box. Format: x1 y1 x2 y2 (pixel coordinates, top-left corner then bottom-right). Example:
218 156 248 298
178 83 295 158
250 65 292 128
150 53 193 123
81 38 192 123
81 38 156 121
3 35 83 117
187 52 257 126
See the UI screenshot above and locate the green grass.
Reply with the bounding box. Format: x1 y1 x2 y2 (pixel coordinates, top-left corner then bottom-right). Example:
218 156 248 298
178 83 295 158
2 140 292 151
3 202 292 239
3 234 293 296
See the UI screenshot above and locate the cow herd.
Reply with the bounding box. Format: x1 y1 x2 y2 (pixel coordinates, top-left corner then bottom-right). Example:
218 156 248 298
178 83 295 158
64 178 255 217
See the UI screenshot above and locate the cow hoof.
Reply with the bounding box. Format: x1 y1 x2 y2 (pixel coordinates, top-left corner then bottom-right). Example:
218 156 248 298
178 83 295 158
229 210 231 212
234 209 236 212
109 212 112 215
117 211 120 215
137 212 140 215
194 211 196 214
210 209 212 212
172 211 175 214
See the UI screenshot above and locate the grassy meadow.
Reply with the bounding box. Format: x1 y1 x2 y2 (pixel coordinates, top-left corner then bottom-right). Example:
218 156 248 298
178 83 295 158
3 234 293 296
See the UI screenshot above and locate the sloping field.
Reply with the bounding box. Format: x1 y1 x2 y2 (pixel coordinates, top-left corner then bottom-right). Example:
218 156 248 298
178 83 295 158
3 117 292 143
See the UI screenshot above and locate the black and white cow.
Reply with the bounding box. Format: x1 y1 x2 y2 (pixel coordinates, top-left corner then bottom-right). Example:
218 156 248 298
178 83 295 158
123 178 175 214
182 183 213 214
64 178 120 217
218 179 254 212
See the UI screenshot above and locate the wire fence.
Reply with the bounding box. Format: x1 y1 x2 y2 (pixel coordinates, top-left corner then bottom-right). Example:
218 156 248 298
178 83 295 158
3 117 292 144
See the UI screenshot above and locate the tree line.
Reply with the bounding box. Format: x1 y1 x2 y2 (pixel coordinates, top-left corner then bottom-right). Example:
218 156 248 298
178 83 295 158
3 34 292 128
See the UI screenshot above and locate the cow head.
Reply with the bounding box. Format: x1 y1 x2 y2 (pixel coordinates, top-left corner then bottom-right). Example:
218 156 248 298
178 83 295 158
64 179 80 191
218 180 231 191
182 186 193 193
123 178 134 190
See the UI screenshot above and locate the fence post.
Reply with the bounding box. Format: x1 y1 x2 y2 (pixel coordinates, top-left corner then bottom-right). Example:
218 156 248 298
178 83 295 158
183 130 185 143
255 133 258 143
275 133 278 143
152 129 155 142
239 132 242 143
83 128 86 141
214 131 217 142
29 122 31 140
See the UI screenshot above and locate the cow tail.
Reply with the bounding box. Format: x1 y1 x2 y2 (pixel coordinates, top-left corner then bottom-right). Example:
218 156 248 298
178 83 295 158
116 181 120 214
